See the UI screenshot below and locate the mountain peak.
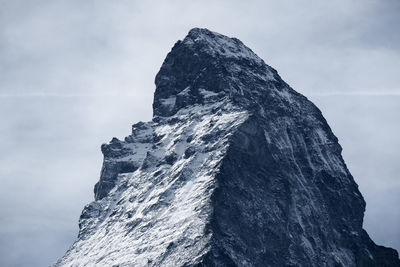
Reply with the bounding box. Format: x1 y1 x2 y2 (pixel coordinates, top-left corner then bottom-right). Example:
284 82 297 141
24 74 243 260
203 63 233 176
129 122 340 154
56 29 400 267
182 28 264 64
153 28 281 117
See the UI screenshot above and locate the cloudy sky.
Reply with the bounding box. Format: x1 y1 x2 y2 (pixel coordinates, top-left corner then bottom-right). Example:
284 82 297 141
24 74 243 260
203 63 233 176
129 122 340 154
0 0 399 266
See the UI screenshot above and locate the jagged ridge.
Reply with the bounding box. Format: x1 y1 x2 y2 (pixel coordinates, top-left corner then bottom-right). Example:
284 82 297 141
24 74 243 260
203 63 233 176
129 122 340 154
55 28 399 267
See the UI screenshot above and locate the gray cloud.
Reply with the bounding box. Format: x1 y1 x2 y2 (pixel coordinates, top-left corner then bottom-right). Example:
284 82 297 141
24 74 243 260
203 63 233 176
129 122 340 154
0 1 399 266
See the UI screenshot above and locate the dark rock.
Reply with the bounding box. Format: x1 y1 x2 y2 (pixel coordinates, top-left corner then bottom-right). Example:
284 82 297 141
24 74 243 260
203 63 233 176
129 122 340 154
184 147 196 158
164 152 178 165
55 28 399 267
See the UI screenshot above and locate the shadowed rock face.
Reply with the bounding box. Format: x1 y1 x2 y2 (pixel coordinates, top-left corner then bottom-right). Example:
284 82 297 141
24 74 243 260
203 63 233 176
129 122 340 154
56 28 399 267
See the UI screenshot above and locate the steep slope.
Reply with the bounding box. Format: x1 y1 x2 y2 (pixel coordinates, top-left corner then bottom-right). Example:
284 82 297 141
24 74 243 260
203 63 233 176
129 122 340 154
55 28 399 266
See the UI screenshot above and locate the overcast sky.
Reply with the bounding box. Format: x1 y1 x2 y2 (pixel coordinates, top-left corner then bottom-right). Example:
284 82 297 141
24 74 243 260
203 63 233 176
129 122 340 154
0 1 399 266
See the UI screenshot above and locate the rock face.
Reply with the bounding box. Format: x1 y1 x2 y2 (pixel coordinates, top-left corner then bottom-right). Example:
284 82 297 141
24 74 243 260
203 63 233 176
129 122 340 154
55 28 399 266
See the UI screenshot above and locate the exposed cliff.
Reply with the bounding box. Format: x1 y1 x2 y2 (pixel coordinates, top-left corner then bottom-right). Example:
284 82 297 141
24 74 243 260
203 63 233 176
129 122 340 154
55 28 399 267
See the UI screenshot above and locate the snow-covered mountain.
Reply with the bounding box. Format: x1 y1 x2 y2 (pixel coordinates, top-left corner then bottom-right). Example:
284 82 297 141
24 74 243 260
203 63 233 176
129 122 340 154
55 28 399 266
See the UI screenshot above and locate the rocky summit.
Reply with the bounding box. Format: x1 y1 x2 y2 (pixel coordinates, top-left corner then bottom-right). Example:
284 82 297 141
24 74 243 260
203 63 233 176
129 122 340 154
55 28 400 266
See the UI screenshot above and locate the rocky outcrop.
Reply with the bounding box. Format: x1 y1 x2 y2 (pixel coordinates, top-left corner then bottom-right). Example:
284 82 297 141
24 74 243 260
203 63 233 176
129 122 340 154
55 28 399 266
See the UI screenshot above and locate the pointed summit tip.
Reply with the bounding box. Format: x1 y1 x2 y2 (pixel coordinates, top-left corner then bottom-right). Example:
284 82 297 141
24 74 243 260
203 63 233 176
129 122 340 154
178 28 264 65
186 27 226 40
153 28 280 117
187 27 215 36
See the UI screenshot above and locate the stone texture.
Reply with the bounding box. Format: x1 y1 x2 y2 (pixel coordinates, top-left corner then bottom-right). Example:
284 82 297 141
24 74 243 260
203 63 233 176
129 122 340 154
55 28 399 267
